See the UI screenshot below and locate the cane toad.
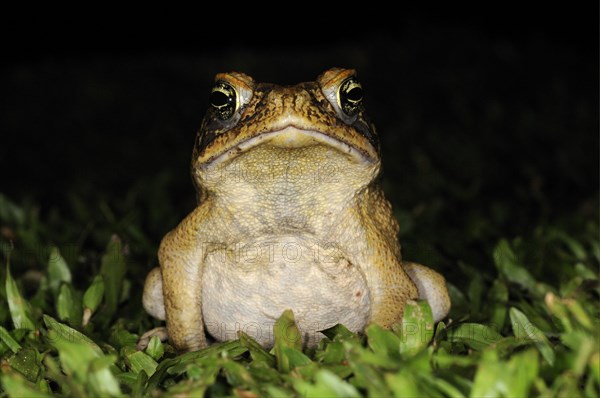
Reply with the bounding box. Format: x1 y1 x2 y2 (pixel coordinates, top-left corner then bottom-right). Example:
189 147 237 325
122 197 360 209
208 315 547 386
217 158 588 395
141 68 451 351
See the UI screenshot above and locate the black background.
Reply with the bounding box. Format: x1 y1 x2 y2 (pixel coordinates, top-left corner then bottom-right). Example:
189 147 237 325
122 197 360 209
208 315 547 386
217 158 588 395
1 6 597 271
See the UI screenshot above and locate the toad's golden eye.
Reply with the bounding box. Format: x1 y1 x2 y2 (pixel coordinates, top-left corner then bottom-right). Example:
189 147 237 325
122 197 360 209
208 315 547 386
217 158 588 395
338 77 363 116
209 81 238 120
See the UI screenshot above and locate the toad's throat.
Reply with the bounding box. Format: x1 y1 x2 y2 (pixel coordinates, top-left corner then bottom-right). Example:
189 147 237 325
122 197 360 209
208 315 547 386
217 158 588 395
200 126 377 170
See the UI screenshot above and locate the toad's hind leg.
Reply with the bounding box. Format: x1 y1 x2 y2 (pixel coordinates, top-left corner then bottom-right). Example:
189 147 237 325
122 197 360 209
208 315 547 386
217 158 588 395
142 267 165 320
403 262 451 322
139 267 168 350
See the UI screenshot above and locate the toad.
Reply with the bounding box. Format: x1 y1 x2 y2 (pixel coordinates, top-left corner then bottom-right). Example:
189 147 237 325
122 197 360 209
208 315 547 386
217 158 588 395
141 68 451 351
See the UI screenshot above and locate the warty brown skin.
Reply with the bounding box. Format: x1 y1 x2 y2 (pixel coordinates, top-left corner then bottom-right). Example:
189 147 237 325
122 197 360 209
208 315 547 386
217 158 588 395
142 68 451 351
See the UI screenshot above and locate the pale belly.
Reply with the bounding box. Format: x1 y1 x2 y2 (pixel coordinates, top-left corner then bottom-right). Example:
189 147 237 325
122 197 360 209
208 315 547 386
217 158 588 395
201 235 371 347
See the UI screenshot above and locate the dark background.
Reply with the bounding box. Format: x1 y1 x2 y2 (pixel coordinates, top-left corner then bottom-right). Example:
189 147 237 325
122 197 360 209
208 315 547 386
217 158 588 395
1 7 597 279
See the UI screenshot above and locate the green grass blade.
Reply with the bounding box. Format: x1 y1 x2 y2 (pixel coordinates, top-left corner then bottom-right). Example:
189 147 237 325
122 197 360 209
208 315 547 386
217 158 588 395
447 323 503 351
493 239 537 292
510 307 555 365
56 283 82 325
397 300 434 358
385 370 420 397
43 314 103 356
126 350 159 377
145 334 165 361
470 349 504 397
5 263 36 331
0 371 52 398
505 348 539 396
47 247 72 294
487 279 509 330
293 369 361 398
99 235 127 318
6 347 42 383
366 323 402 360
274 309 303 372
0 325 22 353
239 331 275 367
83 274 105 313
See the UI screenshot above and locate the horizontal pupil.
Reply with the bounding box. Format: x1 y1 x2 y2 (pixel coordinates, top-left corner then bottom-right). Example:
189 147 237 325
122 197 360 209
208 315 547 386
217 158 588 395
346 87 362 102
210 91 231 107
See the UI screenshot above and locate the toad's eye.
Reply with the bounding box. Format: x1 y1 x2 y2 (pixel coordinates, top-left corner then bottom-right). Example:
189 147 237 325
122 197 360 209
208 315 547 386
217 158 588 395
338 77 363 116
209 81 238 120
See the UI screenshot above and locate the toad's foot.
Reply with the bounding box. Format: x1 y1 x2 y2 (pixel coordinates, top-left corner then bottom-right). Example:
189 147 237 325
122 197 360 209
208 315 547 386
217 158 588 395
136 326 169 351
403 262 451 322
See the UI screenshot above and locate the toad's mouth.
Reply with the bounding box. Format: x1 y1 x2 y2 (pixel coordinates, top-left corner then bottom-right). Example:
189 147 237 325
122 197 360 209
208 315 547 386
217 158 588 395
199 126 378 170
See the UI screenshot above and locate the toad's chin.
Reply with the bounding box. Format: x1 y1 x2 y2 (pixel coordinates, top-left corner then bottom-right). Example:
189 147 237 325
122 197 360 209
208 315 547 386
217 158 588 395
198 126 377 171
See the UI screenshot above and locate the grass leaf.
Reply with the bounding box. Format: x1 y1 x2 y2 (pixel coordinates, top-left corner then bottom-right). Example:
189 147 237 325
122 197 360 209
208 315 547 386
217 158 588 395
56 283 82 325
43 314 103 356
281 346 312 369
83 274 105 313
5 263 36 331
0 371 52 398
47 322 122 396
493 239 537 292
397 300 434 357
549 229 588 261
447 323 503 351
385 370 420 397
366 323 402 360
7 347 42 382
510 307 555 365
505 348 539 396
47 247 72 294
239 331 275 366
126 350 159 377
99 235 127 318
0 325 22 353
293 369 361 398
145 334 165 361
470 349 505 397
88 355 122 397
320 323 358 341
274 309 303 372
487 279 509 330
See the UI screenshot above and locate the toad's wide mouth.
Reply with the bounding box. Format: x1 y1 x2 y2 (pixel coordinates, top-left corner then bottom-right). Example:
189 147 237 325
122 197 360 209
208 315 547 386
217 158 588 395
197 126 378 170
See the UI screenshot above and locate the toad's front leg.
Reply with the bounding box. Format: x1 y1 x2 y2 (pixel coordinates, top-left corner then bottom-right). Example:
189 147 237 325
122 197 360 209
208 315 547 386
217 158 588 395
158 206 210 352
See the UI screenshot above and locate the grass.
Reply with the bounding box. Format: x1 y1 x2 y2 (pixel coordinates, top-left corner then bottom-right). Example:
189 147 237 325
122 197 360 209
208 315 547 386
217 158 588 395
0 186 598 396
